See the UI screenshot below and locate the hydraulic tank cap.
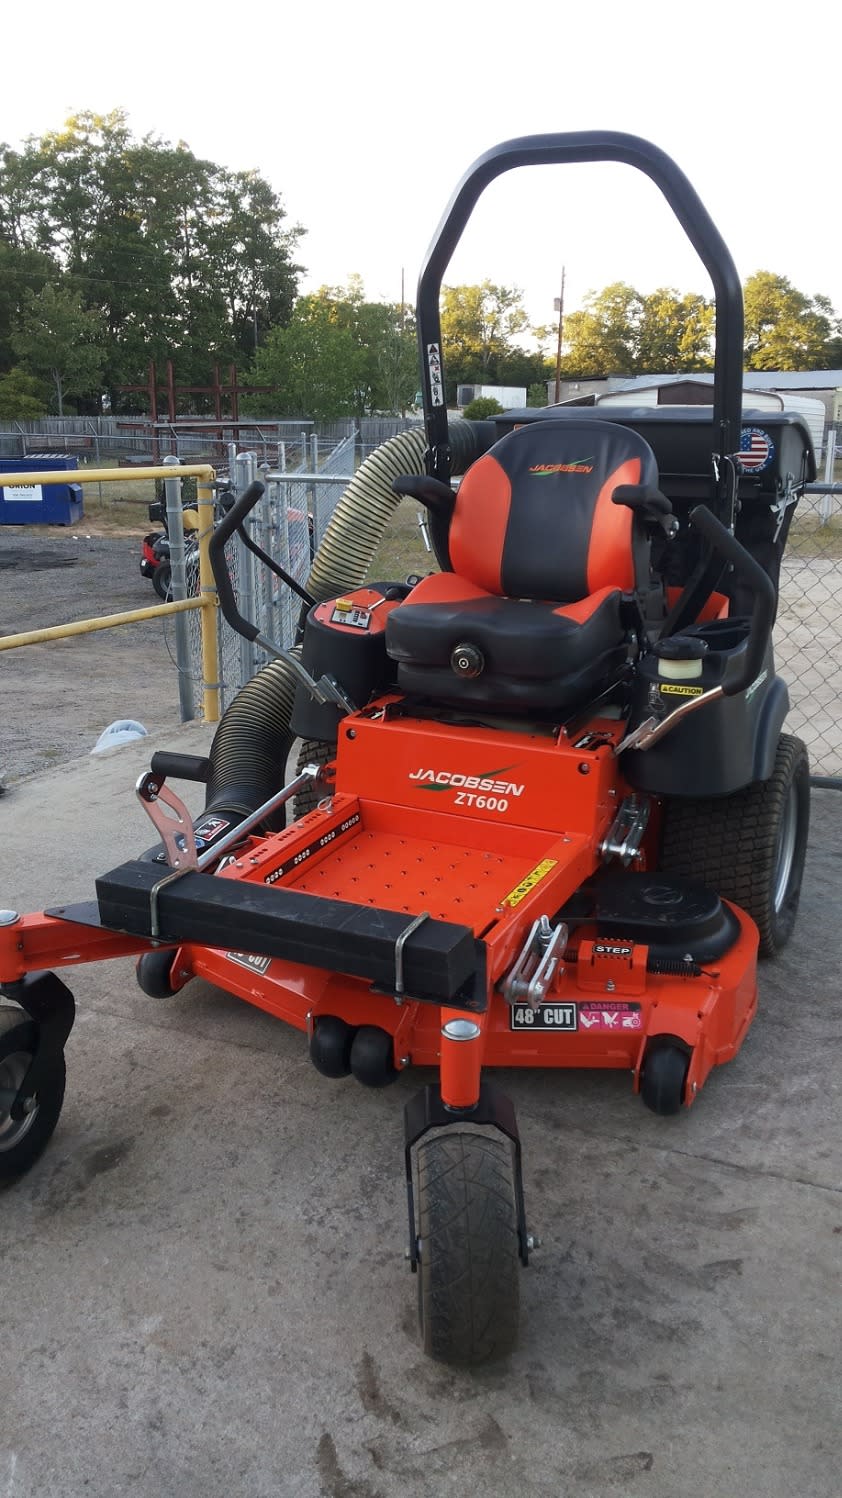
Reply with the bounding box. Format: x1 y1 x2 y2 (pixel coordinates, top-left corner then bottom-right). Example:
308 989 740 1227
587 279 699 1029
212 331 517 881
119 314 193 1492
653 635 708 681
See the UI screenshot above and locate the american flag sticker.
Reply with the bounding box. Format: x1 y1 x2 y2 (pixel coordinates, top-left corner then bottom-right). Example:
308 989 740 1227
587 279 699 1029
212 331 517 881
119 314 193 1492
736 427 774 473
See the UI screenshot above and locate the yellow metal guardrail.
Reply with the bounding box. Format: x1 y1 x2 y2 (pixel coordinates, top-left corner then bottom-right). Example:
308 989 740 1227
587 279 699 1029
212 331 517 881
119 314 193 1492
0 464 221 722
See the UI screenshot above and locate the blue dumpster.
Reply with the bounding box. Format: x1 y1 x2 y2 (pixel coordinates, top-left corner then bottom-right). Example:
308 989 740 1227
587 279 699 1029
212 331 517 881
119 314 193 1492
0 454 84 526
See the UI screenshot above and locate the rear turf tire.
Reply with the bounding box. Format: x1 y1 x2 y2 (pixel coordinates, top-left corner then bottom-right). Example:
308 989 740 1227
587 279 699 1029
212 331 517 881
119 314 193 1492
152 560 172 601
415 1129 520 1365
294 738 336 819
660 733 810 958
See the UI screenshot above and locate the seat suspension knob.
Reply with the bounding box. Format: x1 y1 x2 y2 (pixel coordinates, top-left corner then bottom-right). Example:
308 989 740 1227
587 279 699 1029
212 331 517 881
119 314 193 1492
451 642 484 678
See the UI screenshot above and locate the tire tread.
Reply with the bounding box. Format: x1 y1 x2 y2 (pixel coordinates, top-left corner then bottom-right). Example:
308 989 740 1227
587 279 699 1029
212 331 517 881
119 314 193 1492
661 733 809 957
417 1130 520 1365
0 1009 66 1185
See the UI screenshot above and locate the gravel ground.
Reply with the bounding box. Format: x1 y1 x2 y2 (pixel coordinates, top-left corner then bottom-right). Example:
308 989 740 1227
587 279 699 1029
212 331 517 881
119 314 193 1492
0 529 189 785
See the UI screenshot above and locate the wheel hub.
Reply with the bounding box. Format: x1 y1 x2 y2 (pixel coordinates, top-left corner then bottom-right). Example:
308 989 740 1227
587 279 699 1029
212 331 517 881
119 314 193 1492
773 783 798 913
0 1050 38 1151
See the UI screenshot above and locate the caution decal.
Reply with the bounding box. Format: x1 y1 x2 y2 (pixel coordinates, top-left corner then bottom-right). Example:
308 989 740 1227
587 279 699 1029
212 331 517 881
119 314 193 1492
501 858 558 909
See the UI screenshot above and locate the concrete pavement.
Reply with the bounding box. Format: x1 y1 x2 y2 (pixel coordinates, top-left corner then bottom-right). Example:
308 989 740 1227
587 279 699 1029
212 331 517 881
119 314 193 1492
1 724 840 1498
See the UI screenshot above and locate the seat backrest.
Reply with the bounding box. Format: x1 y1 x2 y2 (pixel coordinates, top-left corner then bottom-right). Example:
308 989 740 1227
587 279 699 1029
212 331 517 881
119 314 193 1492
448 418 660 602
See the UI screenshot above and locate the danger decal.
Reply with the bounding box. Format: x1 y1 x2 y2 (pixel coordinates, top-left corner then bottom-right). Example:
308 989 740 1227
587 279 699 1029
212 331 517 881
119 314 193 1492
578 1000 642 1031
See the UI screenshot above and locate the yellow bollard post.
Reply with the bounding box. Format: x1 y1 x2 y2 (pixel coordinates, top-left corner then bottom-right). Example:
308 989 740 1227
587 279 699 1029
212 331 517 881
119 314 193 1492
196 476 221 723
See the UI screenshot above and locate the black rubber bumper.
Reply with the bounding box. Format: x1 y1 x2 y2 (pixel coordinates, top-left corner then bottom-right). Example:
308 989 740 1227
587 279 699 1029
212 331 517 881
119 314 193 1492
95 860 487 1011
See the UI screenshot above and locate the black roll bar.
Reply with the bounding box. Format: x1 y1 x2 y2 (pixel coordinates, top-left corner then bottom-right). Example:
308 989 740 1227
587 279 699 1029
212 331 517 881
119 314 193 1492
417 132 743 519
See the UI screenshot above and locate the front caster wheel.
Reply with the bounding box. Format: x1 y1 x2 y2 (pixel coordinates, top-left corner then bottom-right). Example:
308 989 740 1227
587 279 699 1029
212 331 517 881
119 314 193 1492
136 948 182 998
640 1041 689 1116
416 1129 520 1365
309 1016 355 1078
0 1008 66 1184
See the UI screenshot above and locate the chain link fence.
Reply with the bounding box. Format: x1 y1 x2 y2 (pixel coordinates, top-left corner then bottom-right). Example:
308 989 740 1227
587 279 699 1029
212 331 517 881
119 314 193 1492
774 433 842 779
0 416 418 470
0 417 321 471
163 434 356 713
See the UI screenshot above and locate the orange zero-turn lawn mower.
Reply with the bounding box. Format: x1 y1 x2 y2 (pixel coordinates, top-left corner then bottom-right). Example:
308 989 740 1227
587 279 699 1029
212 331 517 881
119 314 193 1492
0 134 814 1364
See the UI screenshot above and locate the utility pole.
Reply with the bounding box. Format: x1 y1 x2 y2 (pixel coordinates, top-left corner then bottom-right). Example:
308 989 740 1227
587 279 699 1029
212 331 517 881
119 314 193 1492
553 266 566 404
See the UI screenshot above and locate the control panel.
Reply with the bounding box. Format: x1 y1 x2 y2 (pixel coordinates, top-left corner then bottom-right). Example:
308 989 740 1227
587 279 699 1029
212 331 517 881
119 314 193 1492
315 587 396 636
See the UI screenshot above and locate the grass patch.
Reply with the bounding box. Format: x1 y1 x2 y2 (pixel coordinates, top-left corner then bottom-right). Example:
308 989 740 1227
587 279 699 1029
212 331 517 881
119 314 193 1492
77 469 157 533
368 498 437 580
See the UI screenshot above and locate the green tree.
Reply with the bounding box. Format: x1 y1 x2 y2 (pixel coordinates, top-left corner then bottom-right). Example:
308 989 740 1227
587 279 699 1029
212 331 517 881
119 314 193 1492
440 282 532 394
246 281 418 419
495 346 554 393
0 366 48 417
0 110 302 406
12 283 104 413
0 241 55 372
636 288 713 371
313 279 419 416
743 271 840 371
553 273 840 380
377 311 418 415
561 282 642 377
526 382 548 407
462 395 503 419
245 295 359 420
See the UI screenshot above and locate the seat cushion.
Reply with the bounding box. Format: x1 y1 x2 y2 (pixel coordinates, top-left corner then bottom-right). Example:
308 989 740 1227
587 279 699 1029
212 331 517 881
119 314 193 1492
386 572 629 713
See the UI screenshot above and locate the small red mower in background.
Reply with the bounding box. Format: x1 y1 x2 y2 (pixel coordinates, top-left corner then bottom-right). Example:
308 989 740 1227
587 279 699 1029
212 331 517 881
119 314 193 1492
0 133 812 1365
139 492 200 600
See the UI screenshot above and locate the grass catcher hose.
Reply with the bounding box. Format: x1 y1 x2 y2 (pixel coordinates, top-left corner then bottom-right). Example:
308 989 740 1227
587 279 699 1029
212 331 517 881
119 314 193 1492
205 421 489 825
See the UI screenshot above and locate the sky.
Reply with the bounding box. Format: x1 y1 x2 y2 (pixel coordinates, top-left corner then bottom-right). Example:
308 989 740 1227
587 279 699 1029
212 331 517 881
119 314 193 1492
3 0 841 338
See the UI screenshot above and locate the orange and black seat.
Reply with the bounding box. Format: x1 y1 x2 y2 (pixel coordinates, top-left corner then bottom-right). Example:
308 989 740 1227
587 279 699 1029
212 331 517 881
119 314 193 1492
386 418 664 713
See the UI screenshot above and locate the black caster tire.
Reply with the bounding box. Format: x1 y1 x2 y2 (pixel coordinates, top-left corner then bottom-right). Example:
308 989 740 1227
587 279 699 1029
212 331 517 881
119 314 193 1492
349 1026 398 1088
415 1129 520 1365
660 733 810 958
152 561 173 601
136 948 181 998
640 1041 689 1116
309 1016 355 1078
0 1008 66 1184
